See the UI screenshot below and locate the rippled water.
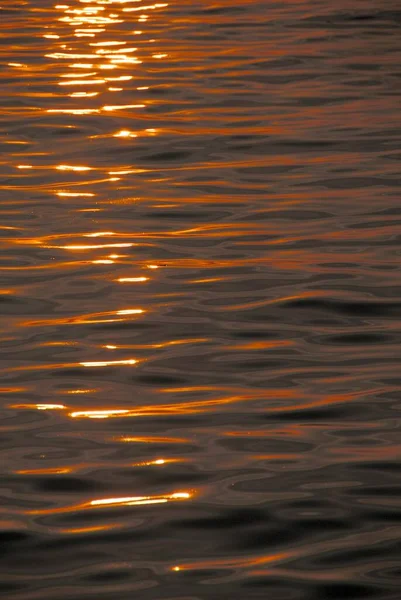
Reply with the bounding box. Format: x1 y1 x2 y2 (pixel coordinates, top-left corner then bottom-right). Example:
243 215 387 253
1 0 401 598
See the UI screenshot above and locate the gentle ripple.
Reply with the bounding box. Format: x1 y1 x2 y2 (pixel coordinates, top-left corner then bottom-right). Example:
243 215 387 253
1 0 401 598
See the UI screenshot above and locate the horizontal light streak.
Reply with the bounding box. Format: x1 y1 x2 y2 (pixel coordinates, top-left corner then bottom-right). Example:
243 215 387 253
47 109 100 114
85 231 115 237
80 359 137 367
71 409 129 419
58 79 106 85
102 104 145 111
57 192 95 197
91 492 190 506
56 165 92 171
11 403 67 410
27 490 192 516
117 277 148 282
63 243 132 249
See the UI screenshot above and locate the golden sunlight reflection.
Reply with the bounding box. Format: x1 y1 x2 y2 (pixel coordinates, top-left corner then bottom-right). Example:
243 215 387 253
62 243 133 249
119 435 189 443
10 404 67 411
43 0 169 147
16 467 73 475
91 492 190 507
71 409 130 419
131 457 182 467
117 276 148 282
64 389 98 395
21 307 145 326
113 129 138 138
27 491 192 516
85 231 115 237
67 389 276 419
80 359 137 367
56 164 92 171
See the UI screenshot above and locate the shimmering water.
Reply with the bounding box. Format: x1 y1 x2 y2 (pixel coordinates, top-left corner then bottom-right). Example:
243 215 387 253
1 1 401 598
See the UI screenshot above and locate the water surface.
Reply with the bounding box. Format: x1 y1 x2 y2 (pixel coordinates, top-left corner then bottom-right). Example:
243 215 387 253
1 1 401 598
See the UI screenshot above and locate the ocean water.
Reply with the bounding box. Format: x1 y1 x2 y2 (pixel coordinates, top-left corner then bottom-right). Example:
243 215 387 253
1 1 401 598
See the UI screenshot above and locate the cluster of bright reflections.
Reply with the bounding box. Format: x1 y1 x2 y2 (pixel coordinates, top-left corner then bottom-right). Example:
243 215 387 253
4 0 198 544
15 0 172 193
46 0 169 111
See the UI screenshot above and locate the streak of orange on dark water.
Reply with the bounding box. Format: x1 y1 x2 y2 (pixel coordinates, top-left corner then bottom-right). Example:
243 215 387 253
1 0 401 598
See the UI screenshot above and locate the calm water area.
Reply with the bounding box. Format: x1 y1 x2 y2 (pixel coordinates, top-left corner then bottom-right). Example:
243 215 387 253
1 1 401 598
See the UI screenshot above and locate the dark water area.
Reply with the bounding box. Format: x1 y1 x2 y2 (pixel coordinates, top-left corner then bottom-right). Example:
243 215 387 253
1 0 401 598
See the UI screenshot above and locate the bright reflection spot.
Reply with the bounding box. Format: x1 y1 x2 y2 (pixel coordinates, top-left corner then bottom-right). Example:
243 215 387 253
58 78 107 86
116 309 143 315
70 91 99 97
65 389 96 394
56 165 92 171
113 129 137 138
90 41 126 47
17 165 33 169
27 490 192 516
119 435 189 444
76 29 105 33
80 359 137 367
105 345 117 349
90 492 191 507
93 259 114 264
132 457 176 467
71 409 130 419
147 264 159 269
117 277 148 282
57 192 95 197
11 403 66 411
102 104 145 111
85 231 115 237
70 63 94 68
63 243 132 249
48 109 100 115
105 75 133 81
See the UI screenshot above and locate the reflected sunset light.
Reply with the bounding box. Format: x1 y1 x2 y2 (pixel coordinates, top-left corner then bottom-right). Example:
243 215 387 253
3 0 399 596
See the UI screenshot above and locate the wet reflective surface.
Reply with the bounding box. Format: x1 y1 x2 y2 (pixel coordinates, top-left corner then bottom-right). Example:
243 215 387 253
1 0 401 598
